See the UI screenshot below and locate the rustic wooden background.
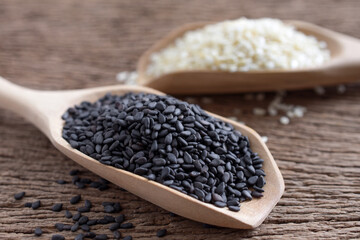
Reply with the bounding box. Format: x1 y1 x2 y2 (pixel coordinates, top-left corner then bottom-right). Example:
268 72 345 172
0 0 359 239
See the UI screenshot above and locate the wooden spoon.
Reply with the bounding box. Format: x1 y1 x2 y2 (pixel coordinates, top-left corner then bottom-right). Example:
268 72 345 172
137 20 360 94
0 76 284 229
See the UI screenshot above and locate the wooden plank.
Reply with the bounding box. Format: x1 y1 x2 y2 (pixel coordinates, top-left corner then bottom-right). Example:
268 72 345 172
0 0 359 239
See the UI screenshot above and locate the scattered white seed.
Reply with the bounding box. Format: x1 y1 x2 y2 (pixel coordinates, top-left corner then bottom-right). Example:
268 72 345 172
268 107 278 116
261 136 268 143
314 86 325 95
286 111 295 118
279 116 290 125
228 116 238 121
293 106 306 117
253 108 266 116
201 97 213 104
116 71 129 83
337 84 346 94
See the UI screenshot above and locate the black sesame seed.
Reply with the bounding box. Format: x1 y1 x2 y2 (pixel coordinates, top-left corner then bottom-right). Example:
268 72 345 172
55 223 64 231
84 200 92 209
71 222 79 232
24 202 32 208
70 169 79 176
78 206 90 213
228 205 240 212
75 233 84 240
70 195 81 204
123 236 132 240
156 229 167 238
34 227 42 236
52 203 63 212
51 234 65 240
14 192 25 200
87 219 97 226
120 222 133 229
56 179 67 184
94 234 108 240
115 214 125 223
73 212 81 221
31 200 41 210
104 205 115 213
81 224 90 232
113 231 121 240
78 216 89 225
109 222 120 231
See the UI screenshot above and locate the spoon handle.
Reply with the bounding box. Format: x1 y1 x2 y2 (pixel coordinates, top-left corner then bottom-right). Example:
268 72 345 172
0 76 56 135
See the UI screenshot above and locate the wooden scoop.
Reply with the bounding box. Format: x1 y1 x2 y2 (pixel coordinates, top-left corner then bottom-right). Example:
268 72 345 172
0 76 284 229
137 20 360 94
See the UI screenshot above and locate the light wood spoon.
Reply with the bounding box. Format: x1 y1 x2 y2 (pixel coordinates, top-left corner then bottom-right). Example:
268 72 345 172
137 20 360 94
0 76 284 229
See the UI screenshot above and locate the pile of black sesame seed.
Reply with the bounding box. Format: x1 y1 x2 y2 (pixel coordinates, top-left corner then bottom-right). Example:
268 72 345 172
62 93 266 212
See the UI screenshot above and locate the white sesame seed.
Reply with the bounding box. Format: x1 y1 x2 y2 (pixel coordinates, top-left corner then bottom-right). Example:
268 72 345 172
232 108 242 115
337 84 346 94
253 108 266 116
279 116 290 125
228 116 238 121
261 136 268 143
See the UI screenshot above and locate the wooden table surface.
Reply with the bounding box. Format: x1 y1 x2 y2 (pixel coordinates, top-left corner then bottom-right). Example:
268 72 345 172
0 1 359 239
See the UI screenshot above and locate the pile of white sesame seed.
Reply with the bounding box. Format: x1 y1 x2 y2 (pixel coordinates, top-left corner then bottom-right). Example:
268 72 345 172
146 18 330 77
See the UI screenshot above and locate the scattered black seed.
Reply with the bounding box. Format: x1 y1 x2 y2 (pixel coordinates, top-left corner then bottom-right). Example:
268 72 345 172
75 233 84 240
104 215 115 222
70 169 79 176
34 227 42 236
32 200 41 210
55 223 64 231
115 214 125 223
104 205 115 213
71 222 79 232
120 223 133 229
84 200 92 209
73 212 82 221
70 195 81 204
24 202 32 208
87 219 97 226
52 203 63 212
113 231 121 240
78 216 89 225
81 224 90 232
51 234 65 240
62 93 266 211
109 222 120 231
78 206 90 213
169 212 176 217
56 179 67 184
65 210 72 219
156 229 167 237
123 236 132 240
14 192 25 200
94 234 108 240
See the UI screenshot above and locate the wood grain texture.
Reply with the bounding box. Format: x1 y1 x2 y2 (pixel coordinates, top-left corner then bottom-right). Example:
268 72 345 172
0 0 359 239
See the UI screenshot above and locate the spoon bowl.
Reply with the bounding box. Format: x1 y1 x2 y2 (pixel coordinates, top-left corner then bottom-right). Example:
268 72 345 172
0 76 284 229
137 20 360 94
